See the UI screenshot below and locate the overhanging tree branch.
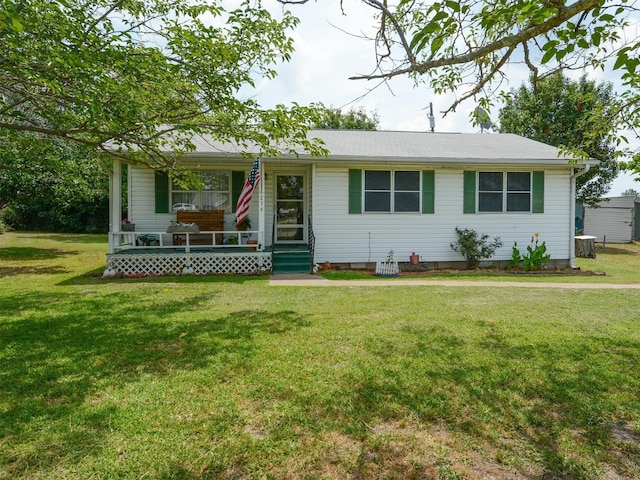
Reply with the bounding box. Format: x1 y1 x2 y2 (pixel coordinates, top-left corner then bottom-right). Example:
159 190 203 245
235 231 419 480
349 0 603 80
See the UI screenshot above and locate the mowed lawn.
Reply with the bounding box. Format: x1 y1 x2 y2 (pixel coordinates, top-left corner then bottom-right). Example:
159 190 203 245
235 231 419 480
1 232 639 479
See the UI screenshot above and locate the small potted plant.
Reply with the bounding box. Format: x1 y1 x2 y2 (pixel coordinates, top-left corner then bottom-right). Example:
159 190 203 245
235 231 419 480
235 217 251 231
410 252 420 265
121 218 135 231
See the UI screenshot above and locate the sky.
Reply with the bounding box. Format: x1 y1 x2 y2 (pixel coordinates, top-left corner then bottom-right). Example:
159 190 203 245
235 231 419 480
249 0 640 197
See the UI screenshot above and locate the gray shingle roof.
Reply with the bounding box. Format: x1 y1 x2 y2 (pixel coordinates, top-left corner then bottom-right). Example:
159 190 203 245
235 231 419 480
187 129 593 166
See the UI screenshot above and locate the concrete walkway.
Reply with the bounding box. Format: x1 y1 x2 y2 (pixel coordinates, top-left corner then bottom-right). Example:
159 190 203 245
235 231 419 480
269 274 640 289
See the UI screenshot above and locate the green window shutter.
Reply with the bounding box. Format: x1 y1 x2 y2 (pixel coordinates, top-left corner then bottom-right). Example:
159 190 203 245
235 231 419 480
422 170 435 214
231 171 245 213
348 169 362 214
154 171 170 214
532 171 544 213
463 170 476 214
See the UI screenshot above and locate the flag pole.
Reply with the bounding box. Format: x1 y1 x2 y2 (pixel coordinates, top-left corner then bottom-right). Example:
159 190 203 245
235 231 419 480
258 155 265 251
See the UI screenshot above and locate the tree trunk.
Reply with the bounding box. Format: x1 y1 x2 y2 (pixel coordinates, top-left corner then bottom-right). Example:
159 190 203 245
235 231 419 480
575 235 596 258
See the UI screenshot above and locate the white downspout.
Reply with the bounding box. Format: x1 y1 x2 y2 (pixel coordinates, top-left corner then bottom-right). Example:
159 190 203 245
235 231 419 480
570 164 591 268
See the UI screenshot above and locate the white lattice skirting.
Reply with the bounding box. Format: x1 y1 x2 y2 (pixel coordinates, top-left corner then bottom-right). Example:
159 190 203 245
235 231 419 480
106 252 273 276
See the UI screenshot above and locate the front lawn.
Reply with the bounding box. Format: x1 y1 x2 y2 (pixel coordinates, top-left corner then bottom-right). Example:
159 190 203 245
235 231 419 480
1 232 639 479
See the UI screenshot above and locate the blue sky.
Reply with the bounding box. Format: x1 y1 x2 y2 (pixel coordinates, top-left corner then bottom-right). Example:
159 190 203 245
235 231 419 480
248 0 640 196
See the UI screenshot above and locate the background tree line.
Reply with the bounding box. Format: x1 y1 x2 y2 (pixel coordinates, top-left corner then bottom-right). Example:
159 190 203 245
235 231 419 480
0 106 376 233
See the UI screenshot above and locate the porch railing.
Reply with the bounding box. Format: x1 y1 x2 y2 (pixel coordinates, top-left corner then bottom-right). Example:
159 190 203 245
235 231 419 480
308 214 315 263
110 230 260 253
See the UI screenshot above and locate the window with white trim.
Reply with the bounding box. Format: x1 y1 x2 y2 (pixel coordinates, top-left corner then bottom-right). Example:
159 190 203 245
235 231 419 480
172 171 230 211
364 170 420 212
478 171 531 212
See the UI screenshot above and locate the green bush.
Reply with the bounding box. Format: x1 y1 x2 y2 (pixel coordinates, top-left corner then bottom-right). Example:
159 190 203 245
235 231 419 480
5 195 108 233
450 227 503 269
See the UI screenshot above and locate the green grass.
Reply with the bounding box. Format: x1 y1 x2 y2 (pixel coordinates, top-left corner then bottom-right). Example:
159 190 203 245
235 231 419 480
1 232 640 479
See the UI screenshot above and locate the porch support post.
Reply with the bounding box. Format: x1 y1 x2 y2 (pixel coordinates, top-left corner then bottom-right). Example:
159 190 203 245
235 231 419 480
108 157 123 255
311 163 316 263
258 158 265 250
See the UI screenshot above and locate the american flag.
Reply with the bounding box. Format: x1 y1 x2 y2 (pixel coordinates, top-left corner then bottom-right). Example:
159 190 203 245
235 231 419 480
235 157 261 227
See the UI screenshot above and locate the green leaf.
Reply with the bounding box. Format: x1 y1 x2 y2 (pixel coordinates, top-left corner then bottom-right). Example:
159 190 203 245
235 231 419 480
541 49 556 64
432 10 449 22
11 16 23 33
445 0 460 12
613 53 628 71
410 29 429 51
431 36 444 56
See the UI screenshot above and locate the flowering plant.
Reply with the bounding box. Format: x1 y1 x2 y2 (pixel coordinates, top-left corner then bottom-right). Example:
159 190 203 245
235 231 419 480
523 233 551 271
508 233 550 271
122 218 131 224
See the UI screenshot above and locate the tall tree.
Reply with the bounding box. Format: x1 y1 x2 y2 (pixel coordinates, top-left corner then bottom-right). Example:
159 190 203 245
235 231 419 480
314 107 379 130
278 0 640 173
0 130 111 232
0 0 326 179
0 131 105 210
499 74 618 205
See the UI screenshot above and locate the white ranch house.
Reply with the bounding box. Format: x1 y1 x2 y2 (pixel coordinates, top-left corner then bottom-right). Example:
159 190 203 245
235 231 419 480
105 129 596 276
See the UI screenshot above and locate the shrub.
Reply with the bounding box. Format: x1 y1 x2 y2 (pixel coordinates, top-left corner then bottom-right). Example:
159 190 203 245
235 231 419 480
5 196 108 233
450 227 503 269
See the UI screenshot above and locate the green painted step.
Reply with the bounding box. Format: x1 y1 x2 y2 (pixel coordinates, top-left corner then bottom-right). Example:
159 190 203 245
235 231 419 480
272 247 312 274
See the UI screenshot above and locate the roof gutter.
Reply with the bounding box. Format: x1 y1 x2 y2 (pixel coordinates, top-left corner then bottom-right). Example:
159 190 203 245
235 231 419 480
569 164 592 268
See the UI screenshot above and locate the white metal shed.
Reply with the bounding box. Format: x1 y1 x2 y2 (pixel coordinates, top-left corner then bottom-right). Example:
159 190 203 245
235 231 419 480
583 196 639 243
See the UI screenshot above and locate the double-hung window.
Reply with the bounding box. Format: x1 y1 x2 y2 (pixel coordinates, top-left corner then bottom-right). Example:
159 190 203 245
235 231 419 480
364 170 420 212
478 171 531 212
172 171 230 212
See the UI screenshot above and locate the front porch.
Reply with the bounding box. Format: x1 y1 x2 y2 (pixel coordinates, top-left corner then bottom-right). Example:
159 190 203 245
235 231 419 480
104 229 272 276
104 231 313 277
105 158 315 277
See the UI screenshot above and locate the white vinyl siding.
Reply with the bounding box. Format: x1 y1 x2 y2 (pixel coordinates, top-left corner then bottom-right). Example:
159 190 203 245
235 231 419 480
127 161 572 264
312 165 571 264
